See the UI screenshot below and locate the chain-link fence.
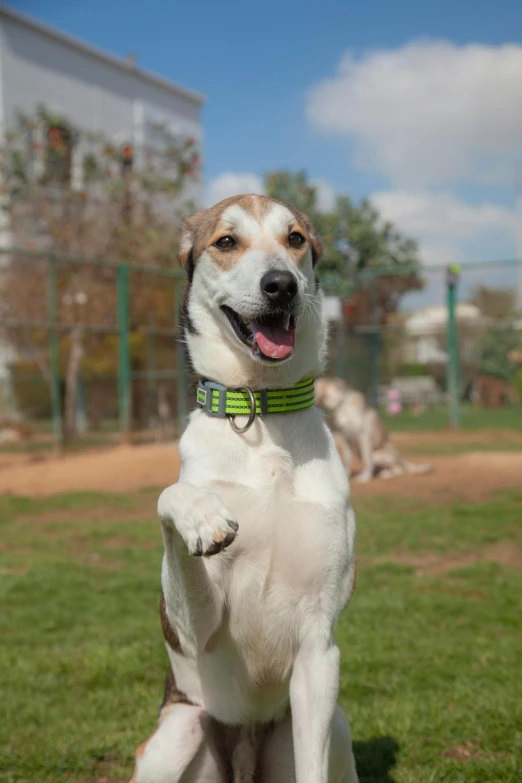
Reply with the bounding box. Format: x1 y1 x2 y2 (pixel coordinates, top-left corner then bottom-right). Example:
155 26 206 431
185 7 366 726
0 248 521 453
324 259 522 428
0 247 191 453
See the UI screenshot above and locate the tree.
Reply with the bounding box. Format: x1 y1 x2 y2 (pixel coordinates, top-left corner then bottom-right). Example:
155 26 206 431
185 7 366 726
470 285 517 319
265 170 317 216
469 287 522 392
0 105 198 437
264 170 423 321
477 322 522 382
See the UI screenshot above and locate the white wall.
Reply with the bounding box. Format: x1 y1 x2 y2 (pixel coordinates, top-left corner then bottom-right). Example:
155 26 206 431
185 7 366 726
0 10 204 400
0 11 203 204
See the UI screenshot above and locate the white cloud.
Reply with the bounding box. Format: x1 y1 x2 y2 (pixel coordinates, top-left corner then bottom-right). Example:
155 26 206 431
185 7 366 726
372 190 516 266
205 172 264 207
372 190 515 240
311 179 336 212
307 41 522 187
412 241 462 268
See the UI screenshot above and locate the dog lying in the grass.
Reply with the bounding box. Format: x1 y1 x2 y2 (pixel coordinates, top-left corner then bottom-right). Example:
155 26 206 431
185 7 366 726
130 196 358 783
315 376 432 483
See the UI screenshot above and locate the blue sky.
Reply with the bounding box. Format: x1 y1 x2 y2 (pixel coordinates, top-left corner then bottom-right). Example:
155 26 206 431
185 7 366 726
9 0 522 285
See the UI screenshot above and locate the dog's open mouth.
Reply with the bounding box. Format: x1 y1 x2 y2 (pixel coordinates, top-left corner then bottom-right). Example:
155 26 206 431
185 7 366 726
221 305 297 362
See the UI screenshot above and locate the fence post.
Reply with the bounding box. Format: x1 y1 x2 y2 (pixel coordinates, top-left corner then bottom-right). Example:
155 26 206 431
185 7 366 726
117 264 131 441
76 376 87 434
175 281 187 435
369 276 381 409
48 254 62 452
446 264 461 429
145 326 156 428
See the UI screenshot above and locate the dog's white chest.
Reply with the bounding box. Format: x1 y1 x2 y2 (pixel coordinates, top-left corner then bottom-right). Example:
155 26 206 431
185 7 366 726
173 409 355 724
190 480 352 724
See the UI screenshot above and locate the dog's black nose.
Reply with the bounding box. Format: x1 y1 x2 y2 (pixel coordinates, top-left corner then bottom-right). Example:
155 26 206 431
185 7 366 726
261 270 298 304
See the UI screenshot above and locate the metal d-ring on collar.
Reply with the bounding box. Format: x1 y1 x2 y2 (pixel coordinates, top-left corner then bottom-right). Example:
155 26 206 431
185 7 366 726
228 386 257 433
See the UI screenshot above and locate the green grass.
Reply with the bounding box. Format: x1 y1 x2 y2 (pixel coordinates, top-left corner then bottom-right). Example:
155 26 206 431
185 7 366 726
382 404 522 432
1 488 521 782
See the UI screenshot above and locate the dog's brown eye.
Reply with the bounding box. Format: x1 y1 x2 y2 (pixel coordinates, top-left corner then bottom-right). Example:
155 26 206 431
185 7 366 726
288 231 305 248
214 236 236 250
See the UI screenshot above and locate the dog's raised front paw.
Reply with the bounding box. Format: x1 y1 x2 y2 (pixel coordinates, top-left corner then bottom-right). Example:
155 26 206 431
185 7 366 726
158 487 238 557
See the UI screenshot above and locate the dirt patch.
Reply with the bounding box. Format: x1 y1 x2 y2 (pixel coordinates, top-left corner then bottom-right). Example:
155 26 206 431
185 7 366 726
441 741 484 762
0 441 520 504
0 444 180 497
0 565 27 575
80 553 125 570
368 541 522 577
439 740 506 763
484 540 522 570
0 541 32 553
87 779 124 783
78 758 127 783
354 451 522 503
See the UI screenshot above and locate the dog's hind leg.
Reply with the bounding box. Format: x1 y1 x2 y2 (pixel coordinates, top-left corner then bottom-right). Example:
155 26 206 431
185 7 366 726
131 703 226 783
402 459 433 476
372 447 403 479
372 445 432 479
356 428 374 483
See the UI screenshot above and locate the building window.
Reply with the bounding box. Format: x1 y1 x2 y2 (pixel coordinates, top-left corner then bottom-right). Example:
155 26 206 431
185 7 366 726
46 125 72 184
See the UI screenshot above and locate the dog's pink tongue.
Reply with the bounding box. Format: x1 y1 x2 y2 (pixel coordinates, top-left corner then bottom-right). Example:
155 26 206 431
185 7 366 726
250 319 295 360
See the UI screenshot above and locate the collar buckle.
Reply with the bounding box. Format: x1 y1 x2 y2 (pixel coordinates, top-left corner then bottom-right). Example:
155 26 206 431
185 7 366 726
197 380 228 417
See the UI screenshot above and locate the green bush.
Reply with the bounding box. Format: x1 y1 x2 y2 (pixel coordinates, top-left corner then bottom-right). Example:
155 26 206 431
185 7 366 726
397 363 430 377
10 362 51 417
515 369 522 403
478 322 521 381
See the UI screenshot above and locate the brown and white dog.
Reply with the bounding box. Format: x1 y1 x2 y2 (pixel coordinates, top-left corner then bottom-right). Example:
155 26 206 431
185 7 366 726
315 377 432 482
130 195 358 782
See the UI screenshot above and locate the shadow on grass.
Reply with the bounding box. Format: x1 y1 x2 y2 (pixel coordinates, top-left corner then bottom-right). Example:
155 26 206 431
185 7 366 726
353 735 399 783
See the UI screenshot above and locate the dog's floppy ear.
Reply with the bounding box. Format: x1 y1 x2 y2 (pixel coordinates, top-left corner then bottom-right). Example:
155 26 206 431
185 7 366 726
309 231 323 268
178 211 206 281
292 207 322 267
303 215 322 268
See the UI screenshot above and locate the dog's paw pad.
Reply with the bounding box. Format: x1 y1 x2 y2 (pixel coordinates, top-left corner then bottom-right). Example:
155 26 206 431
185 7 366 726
174 493 238 557
201 518 238 556
212 526 230 544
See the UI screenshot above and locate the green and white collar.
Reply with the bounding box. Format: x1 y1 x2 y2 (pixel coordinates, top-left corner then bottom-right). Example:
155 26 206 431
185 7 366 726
196 377 315 433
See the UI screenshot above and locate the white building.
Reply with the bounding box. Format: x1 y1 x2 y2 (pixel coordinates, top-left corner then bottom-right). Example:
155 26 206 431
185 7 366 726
0 6 204 393
403 303 483 364
0 5 204 210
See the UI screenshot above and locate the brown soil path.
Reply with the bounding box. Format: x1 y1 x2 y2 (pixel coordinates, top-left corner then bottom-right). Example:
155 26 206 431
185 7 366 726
0 440 520 502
